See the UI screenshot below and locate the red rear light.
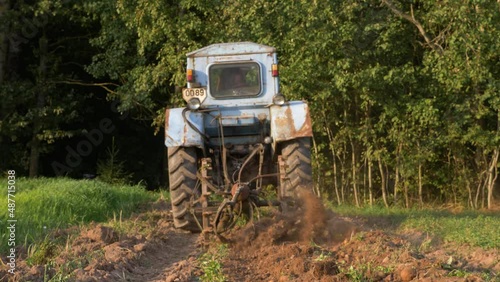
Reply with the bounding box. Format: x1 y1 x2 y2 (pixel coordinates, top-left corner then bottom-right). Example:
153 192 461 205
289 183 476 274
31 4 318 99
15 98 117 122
187 69 194 82
272 64 279 77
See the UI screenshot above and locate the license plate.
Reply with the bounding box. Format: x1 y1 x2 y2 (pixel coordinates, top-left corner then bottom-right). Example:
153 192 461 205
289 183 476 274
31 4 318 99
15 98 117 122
182 88 207 103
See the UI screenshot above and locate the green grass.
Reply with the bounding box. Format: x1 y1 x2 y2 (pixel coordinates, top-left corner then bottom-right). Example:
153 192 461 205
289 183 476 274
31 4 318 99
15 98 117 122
0 177 158 254
401 213 499 249
329 204 500 249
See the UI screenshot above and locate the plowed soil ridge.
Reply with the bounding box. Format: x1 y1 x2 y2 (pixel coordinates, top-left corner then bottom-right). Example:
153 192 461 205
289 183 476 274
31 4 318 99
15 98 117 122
1 201 202 282
1 195 498 282
223 190 499 281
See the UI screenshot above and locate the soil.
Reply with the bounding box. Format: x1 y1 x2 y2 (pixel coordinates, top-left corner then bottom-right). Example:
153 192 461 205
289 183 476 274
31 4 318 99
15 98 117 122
1 192 498 282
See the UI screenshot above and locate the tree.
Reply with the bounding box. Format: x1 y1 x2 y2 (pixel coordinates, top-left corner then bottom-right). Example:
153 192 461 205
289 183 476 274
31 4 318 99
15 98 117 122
81 0 222 123
0 0 94 176
1 0 497 206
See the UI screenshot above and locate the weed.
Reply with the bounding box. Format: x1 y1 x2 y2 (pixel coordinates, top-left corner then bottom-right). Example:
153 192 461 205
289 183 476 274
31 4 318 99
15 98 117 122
314 251 331 262
354 232 365 241
376 265 394 274
107 210 160 238
27 239 57 266
199 243 228 282
45 249 105 281
260 184 278 199
447 268 471 278
43 260 72 282
337 262 394 282
200 255 225 282
479 271 498 281
345 265 365 281
417 235 433 253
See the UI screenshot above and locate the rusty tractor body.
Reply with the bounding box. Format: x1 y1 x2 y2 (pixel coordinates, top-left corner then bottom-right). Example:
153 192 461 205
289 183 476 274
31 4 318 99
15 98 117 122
165 42 313 235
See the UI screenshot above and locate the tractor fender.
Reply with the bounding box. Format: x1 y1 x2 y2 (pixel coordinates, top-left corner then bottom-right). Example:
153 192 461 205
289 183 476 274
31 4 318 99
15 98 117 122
270 101 313 144
164 108 204 148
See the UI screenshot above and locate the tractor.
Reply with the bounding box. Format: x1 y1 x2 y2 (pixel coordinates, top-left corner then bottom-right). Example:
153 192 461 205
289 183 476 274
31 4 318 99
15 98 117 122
164 42 313 236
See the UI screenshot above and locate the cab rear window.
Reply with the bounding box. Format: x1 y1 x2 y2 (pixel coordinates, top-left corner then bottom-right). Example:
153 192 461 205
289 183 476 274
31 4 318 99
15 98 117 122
209 63 261 98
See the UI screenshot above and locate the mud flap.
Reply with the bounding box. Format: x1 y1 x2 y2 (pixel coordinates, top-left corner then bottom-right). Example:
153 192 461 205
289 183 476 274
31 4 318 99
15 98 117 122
164 108 205 148
269 101 313 147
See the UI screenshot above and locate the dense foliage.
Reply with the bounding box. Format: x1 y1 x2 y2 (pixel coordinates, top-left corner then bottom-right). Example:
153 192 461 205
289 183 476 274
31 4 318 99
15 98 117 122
1 0 498 208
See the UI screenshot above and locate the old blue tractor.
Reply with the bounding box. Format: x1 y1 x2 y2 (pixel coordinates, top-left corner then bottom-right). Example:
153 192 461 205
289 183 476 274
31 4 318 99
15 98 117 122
165 42 313 235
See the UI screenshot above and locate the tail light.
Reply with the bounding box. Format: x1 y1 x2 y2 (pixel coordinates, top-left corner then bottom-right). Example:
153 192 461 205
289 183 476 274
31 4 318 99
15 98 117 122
187 69 194 82
272 64 279 77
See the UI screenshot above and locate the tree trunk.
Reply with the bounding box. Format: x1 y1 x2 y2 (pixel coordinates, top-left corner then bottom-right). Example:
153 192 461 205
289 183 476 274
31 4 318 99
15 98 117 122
29 34 47 177
394 142 402 204
404 180 409 208
0 0 9 84
368 155 373 206
378 157 389 208
465 165 473 209
351 140 360 207
486 113 500 209
418 162 423 207
326 126 341 205
486 148 499 209
29 136 40 177
475 172 485 209
417 141 423 207
341 143 346 204
333 149 341 205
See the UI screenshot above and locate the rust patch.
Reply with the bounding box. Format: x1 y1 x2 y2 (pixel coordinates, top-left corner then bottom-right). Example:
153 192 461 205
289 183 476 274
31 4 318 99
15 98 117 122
295 105 313 137
276 104 313 139
231 183 250 201
183 122 188 144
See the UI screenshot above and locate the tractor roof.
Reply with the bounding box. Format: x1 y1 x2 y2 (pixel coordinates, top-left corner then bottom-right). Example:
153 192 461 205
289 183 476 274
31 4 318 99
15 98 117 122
186 42 276 58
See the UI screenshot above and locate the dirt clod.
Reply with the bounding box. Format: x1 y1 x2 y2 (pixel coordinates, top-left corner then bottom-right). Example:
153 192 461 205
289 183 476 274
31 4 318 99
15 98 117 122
84 225 118 244
399 265 416 282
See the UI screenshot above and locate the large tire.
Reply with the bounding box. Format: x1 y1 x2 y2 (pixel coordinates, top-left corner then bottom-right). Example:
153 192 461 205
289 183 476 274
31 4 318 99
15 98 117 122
280 138 313 198
168 146 200 231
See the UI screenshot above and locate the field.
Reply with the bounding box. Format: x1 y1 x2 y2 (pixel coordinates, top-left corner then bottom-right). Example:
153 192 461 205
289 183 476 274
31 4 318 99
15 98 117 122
0 178 157 255
0 178 499 281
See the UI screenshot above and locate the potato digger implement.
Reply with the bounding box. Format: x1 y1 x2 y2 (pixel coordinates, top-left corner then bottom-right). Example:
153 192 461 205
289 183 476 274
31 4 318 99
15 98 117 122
164 42 313 237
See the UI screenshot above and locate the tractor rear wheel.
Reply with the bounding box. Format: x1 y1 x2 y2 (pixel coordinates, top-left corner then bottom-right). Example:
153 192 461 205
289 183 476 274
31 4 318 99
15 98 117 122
280 138 313 198
168 146 200 231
